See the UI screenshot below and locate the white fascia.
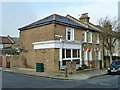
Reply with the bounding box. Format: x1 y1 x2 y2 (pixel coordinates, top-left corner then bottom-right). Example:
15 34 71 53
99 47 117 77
33 40 82 49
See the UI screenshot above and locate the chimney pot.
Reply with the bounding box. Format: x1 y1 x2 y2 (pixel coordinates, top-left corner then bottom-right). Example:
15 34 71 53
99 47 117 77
79 13 90 23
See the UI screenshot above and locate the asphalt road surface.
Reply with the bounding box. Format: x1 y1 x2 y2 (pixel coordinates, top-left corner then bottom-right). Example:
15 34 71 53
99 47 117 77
2 71 119 88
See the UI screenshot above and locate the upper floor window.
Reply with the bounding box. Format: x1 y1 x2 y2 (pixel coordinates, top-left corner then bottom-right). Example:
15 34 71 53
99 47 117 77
82 31 87 42
96 34 99 44
0 44 3 49
88 32 92 43
66 27 74 40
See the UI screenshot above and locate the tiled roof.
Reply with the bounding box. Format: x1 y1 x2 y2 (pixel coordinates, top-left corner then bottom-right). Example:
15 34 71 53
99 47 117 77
0 36 19 44
10 37 20 44
0 36 14 44
18 14 88 30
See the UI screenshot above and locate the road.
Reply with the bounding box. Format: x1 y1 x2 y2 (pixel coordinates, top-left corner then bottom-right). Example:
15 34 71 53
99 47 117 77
2 71 119 88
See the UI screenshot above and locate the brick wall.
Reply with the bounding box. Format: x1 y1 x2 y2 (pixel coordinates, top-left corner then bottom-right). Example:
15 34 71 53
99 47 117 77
20 23 104 72
8 55 22 68
20 24 56 70
54 24 104 69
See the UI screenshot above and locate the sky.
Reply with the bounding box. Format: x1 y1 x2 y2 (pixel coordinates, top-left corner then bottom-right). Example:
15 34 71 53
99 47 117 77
1 0 119 37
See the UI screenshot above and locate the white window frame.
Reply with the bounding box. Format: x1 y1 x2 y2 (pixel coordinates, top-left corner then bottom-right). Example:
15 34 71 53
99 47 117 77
88 32 92 43
98 51 101 60
84 50 88 65
62 49 80 66
88 50 92 61
96 34 99 44
66 27 74 41
95 49 101 60
82 31 87 42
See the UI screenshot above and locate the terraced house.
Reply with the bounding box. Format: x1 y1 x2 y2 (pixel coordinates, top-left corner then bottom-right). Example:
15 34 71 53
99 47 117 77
19 13 103 72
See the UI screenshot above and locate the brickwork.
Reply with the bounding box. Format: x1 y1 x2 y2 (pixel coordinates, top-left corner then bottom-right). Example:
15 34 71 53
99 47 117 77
66 61 76 74
54 24 103 69
19 17 103 72
20 24 55 70
9 55 22 68
34 49 59 72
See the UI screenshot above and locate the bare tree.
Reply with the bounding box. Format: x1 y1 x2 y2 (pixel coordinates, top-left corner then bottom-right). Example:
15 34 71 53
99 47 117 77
98 17 120 64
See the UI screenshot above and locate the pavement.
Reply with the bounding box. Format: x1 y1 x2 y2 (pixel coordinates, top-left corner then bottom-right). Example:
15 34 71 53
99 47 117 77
1 67 107 80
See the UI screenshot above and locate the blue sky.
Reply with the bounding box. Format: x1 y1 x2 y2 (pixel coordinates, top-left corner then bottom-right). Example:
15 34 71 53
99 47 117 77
2 1 118 37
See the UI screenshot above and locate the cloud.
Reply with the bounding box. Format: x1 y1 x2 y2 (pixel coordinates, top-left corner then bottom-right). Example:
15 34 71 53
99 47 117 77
52 2 118 25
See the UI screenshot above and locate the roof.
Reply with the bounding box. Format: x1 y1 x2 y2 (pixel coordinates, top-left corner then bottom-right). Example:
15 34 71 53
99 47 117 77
10 37 20 44
0 36 14 44
0 36 19 44
18 14 89 30
66 14 100 32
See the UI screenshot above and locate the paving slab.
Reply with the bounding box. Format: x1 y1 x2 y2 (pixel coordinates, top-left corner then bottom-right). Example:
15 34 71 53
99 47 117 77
1 68 107 80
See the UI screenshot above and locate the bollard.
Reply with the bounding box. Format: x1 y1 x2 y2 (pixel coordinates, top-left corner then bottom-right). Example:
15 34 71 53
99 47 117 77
65 67 68 78
90 63 92 71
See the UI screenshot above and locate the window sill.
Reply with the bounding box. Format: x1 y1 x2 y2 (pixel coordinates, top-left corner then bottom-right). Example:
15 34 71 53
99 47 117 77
96 43 100 45
83 41 87 43
88 42 92 44
66 40 74 41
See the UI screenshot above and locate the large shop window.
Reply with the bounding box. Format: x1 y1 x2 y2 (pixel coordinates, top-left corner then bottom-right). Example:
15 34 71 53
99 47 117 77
66 49 71 58
73 49 77 58
66 27 74 41
62 49 80 66
62 60 71 66
73 49 80 58
73 59 80 64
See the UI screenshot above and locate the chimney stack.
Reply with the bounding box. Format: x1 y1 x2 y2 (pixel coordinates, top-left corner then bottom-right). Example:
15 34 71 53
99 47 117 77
104 22 112 30
79 13 90 23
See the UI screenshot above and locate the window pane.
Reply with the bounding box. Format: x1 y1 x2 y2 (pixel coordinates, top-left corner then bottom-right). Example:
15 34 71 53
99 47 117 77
68 35 71 40
62 60 71 66
78 49 80 57
73 59 80 64
62 49 65 58
88 32 92 42
96 34 99 44
62 60 66 66
66 27 74 41
66 49 71 58
73 49 77 58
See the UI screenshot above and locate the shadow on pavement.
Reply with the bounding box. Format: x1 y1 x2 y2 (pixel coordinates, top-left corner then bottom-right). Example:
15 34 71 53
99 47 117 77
107 72 120 75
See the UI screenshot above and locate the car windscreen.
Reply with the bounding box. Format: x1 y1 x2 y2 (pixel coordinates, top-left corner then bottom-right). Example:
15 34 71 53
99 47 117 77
111 61 120 66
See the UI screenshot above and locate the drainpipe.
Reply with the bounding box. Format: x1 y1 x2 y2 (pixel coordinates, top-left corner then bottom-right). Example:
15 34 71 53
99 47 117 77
60 39 65 70
80 41 84 67
103 40 105 68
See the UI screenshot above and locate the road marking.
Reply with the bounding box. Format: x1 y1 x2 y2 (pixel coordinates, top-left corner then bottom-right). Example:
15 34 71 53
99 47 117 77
88 82 96 84
99 83 110 86
88 82 110 86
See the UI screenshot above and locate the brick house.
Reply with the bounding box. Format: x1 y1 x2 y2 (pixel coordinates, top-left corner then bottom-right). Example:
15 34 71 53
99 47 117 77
19 13 103 72
0 35 19 67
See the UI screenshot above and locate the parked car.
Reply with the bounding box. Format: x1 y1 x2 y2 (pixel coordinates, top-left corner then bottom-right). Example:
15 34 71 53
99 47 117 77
107 60 120 74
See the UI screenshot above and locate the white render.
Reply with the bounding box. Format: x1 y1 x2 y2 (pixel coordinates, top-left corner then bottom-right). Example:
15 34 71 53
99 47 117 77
33 40 83 69
33 40 82 49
